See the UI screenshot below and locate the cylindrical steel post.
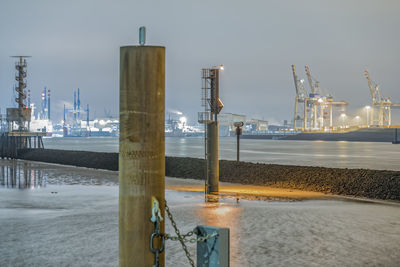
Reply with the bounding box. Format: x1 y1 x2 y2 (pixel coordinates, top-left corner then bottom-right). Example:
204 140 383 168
206 121 219 194
236 132 240 162
119 46 165 267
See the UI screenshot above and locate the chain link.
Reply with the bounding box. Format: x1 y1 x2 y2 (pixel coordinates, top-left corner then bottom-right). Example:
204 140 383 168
165 200 196 267
164 200 220 267
150 198 165 267
165 231 218 244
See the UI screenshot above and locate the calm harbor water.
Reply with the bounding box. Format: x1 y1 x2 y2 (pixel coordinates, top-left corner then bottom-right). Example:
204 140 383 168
1 160 399 267
43 137 400 171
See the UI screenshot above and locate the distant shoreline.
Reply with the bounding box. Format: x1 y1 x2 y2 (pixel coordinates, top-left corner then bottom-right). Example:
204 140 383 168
242 127 398 142
16 148 400 201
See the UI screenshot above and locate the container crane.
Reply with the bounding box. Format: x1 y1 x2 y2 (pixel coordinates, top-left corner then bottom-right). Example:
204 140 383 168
302 65 347 131
304 65 322 129
364 70 392 126
292 64 308 130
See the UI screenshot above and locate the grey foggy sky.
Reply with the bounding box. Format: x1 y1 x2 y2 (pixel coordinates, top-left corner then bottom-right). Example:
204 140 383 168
1 0 400 124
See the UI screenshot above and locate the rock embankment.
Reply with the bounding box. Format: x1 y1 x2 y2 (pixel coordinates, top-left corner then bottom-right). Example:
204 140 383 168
17 149 400 201
18 149 119 171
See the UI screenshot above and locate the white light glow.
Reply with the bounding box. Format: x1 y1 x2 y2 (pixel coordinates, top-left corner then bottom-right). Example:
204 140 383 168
179 116 187 124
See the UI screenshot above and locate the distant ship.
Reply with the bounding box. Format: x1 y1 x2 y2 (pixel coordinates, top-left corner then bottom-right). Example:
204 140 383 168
29 102 53 137
30 118 53 137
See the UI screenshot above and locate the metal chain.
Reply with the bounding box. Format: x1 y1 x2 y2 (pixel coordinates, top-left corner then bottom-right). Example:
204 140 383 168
203 233 218 265
164 200 196 267
164 200 220 267
165 231 218 244
150 199 165 267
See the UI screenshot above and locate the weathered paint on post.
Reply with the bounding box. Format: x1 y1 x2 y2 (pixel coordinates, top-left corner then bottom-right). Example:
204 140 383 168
119 46 165 267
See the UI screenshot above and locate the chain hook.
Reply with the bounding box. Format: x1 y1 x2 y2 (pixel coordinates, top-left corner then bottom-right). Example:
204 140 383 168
150 197 164 267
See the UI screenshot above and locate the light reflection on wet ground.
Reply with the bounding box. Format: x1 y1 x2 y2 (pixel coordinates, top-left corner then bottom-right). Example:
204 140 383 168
0 159 118 188
0 160 47 189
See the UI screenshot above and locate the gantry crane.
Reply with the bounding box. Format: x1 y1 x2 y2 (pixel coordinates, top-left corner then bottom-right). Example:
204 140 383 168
304 65 322 129
292 65 348 131
292 65 308 130
364 70 393 126
304 66 348 130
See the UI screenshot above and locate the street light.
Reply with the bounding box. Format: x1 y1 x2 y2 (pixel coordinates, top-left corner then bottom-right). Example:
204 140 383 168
179 116 187 128
340 113 346 128
365 105 371 127
213 64 224 71
355 116 360 126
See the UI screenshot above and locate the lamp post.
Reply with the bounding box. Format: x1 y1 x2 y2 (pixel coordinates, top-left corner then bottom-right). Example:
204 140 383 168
234 122 243 162
365 106 371 127
355 116 360 127
340 113 346 129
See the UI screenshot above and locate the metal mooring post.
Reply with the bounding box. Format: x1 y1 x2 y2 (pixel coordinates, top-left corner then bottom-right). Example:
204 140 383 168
233 122 243 163
196 225 230 267
119 27 165 267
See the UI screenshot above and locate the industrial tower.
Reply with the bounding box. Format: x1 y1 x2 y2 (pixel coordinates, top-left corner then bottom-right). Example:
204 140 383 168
1 56 46 159
63 88 90 136
9 56 32 131
40 87 51 120
198 65 224 195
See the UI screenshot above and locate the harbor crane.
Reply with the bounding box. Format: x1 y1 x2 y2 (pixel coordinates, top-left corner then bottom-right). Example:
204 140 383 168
364 70 398 126
292 64 308 130
303 65 347 131
304 65 322 129
292 65 348 131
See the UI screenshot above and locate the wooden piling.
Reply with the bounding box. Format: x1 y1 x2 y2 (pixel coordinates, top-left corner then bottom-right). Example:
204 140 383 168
119 45 165 267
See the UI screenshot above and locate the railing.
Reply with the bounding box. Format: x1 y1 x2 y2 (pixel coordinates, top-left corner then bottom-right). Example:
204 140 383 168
198 112 212 124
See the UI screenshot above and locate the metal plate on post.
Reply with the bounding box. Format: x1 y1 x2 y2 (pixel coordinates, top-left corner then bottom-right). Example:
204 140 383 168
196 225 229 267
6 108 31 122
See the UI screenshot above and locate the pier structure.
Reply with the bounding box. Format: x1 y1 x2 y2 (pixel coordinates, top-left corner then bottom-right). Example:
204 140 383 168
0 56 46 159
198 65 224 195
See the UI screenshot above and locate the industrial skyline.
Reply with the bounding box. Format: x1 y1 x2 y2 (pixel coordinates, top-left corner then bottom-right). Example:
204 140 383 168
1 0 400 124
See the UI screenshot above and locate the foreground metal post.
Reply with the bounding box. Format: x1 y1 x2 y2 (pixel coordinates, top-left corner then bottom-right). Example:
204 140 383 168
119 42 165 266
196 226 230 267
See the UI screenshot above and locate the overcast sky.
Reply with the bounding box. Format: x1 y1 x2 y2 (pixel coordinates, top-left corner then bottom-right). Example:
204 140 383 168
1 0 400 124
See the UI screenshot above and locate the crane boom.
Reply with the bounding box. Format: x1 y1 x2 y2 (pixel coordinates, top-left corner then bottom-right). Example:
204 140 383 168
305 65 315 94
364 70 376 102
292 65 299 95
